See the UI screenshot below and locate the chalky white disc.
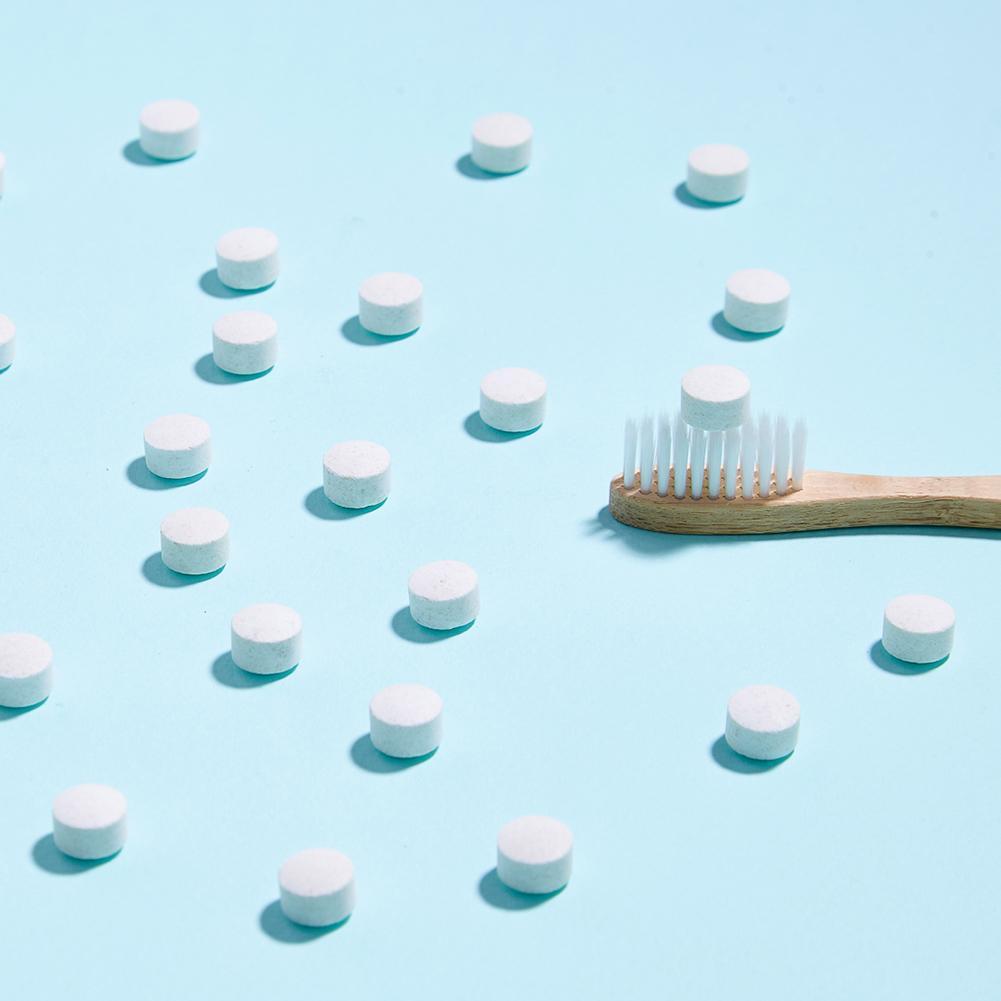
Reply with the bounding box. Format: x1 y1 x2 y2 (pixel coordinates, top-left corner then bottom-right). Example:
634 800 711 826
138 99 200 160
322 440 391 508
686 144 749 203
725 684 800 760
212 311 277 375
369 683 443 758
358 272 423 336
680 365 751 431
479 368 547 432
52 784 127 860
471 113 533 174
143 414 211 479
0 632 53 708
724 269 791 333
160 507 229 575
497 816 573 894
0 313 14 369
882 594 955 664
408 560 479 630
231 603 302 675
279 848 356 927
215 228 280 290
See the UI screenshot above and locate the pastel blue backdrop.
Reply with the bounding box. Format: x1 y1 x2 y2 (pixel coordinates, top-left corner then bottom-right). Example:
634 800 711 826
2 2 999 998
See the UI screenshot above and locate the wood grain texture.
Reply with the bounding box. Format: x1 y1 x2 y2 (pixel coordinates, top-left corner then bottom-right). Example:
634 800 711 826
609 470 1001 535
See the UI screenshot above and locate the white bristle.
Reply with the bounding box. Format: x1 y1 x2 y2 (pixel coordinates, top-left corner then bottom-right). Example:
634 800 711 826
757 413 774 498
774 416 791 496
623 418 637 488
656 412 671 496
740 420 757 499
724 427 740 499
639 415 654 493
706 431 723 499
689 428 706 499
791 419 807 490
672 413 688 498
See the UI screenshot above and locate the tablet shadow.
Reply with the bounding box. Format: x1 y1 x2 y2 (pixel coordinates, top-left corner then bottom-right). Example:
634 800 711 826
258 901 348 943
477 869 563 910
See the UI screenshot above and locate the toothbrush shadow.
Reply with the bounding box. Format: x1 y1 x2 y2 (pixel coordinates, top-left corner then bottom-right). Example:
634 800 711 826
710 737 789 773
868 640 946 675
711 311 782 341
588 505 1001 554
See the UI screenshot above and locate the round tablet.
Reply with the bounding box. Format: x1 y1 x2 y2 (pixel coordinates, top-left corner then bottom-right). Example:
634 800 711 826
479 368 547 432
724 269 791 333
0 314 14 370
369 683 443 758
497 816 573 894
680 365 751 431
52 784 127 860
212 311 277 375
0 633 53 708
143 413 211 479
322 440 391 509
231 603 302 675
215 228 280 291
408 560 479 631
358 272 423 336
138 99 200 161
160 507 229 575
279 848 356 927
686 144 749 203
471 113 533 174
725 684 800 760
882 594 955 664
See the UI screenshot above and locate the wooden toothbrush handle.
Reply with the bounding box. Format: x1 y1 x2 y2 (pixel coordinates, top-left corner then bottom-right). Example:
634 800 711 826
608 471 1001 535
801 472 1001 528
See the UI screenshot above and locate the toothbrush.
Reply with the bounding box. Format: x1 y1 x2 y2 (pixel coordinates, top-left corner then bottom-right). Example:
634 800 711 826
613 413 1001 534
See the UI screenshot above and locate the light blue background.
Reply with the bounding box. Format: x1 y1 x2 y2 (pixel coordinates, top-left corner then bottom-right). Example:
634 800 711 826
2 1 999 998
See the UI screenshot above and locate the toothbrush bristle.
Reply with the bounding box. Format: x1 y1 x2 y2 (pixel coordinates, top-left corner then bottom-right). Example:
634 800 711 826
656 412 671 496
791 420 807 490
757 413 774 498
689 428 706 499
639 415 654 493
623 418 637 489
740 420 757 499
724 427 740 499
774 416 791 495
706 431 723 499
623 409 808 501
672 413 688 498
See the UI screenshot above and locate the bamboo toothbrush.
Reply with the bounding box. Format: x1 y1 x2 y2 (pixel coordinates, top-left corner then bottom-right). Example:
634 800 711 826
611 412 1001 535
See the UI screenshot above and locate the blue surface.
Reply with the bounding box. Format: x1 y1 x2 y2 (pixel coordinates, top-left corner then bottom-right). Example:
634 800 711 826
2 2 1000 998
